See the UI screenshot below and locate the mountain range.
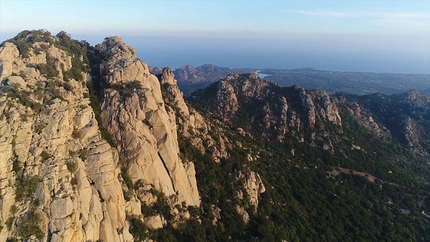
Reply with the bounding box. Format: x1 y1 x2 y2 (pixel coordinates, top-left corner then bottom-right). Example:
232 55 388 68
0 30 429 241
150 64 430 96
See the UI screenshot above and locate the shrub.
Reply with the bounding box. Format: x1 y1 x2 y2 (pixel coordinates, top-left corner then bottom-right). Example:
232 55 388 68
15 176 39 202
18 212 44 239
32 198 40 207
9 205 18 214
5 217 14 230
66 160 78 173
71 177 78 186
78 149 88 161
127 215 152 241
14 40 31 58
62 82 73 92
71 130 80 139
4 86 42 112
35 60 59 79
121 167 134 191
40 151 50 161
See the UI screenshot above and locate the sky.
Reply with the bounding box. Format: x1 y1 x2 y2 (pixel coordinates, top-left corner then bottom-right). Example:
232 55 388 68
1 0 429 73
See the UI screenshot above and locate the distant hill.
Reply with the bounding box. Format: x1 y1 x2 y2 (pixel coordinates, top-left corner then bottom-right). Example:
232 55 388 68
259 68 430 95
150 64 256 94
151 64 430 96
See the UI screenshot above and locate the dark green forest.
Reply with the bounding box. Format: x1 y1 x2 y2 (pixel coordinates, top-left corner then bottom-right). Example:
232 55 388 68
142 78 430 241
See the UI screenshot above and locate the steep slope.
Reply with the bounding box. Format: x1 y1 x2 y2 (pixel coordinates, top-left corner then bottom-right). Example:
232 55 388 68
0 30 132 241
188 73 342 151
338 90 430 158
97 36 200 209
161 68 266 209
185 73 430 241
0 30 209 241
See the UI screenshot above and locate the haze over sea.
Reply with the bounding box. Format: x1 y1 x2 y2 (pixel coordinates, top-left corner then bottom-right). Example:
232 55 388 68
1 1 429 74
124 35 430 74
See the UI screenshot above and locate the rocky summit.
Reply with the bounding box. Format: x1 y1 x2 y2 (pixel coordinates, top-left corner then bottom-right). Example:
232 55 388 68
0 30 429 241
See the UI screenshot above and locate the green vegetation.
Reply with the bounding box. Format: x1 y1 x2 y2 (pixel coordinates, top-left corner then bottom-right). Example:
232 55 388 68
40 150 50 161
78 148 88 161
121 168 133 190
66 160 78 173
1 30 90 83
1 30 52 58
71 130 80 139
9 205 18 214
17 212 44 239
174 79 430 241
140 189 172 220
110 80 144 99
2 30 428 241
84 43 117 147
128 215 152 241
3 84 42 112
15 176 39 202
5 217 14 230
27 55 59 79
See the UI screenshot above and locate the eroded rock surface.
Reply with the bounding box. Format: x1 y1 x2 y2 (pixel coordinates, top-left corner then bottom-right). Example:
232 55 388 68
0 31 132 241
99 37 200 208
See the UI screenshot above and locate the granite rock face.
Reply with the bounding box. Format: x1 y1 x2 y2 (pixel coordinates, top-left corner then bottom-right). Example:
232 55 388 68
0 31 201 241
99 37 200 208
0 32 132 241
161 67 231 162
236 166 266 212
188 74 343 151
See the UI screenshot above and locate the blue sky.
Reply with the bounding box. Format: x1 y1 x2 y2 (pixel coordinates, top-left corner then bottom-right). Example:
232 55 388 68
1 0 429 73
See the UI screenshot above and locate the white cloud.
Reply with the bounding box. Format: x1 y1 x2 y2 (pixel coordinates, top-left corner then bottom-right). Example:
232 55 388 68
291 9 429 20
291 10 356 18
371 12 430 29
290 9 430 30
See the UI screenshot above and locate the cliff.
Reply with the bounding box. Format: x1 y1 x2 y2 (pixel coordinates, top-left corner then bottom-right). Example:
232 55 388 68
0 30 205 241
98 36 200 208
188 73 343 151
0 30 132 241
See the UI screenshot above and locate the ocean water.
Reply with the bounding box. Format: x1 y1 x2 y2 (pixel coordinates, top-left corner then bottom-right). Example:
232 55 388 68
1 32 428 74
135 47 430 74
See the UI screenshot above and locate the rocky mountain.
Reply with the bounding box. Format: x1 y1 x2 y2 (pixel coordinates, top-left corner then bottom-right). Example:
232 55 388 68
150 64 256 94
0 30 208 241
0 30 429 241
336 90 430 158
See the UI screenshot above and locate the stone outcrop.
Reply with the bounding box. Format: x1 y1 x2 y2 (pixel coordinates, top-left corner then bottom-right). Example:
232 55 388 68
0 33 132 241
161 67 231 161
99 37 200 208
236 166 266 212
336 90 430 157
188 74 343 149
335 96 391 137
